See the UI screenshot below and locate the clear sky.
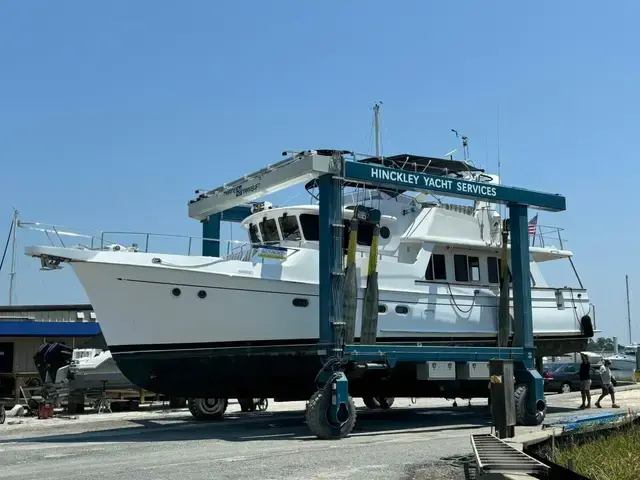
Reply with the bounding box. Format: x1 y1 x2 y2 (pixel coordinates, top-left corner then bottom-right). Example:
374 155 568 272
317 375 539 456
1 1 638 341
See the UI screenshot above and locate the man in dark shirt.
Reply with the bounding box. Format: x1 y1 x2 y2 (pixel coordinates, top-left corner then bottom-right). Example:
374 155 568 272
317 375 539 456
579 353 592 409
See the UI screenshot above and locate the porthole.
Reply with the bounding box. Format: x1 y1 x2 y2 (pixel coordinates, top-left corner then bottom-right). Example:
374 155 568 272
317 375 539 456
378 304 387 314
395 305 409 315
293 298 309 307
197 290 207 299
380 226 391 239
171 288 181 297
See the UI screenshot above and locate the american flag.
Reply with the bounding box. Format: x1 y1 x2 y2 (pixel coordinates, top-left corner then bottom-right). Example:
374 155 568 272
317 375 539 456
528 214 538 236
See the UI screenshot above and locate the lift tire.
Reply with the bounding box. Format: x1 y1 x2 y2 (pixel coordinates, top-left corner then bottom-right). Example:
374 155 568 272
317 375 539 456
514 384 546 426
306 389 356 440
188 398 228 421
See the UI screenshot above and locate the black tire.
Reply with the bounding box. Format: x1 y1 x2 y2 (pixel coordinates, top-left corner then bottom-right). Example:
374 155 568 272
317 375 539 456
0 405 5 425
362 396 379 409
514 384 546 426
377 397 395 409
238 398 256 412
256 398 269 411
188 398 228 421
560 382 571 394
306 388 356 439
363 396 394 410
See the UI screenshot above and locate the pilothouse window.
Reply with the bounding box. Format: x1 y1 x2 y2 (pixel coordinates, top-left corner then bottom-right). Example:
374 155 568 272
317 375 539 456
259 218 280 243
425 253 447 281
279 214 301 241
248 223 260 244
299 214 320 241
454 255 469 282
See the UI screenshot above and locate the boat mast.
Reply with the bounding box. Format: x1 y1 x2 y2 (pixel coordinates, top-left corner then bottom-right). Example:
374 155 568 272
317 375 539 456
8 208 18 305
626 274 632 344
373 101 382 159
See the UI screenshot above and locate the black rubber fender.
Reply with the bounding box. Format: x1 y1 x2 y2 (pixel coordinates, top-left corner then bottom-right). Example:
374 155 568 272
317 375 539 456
580 314 594 338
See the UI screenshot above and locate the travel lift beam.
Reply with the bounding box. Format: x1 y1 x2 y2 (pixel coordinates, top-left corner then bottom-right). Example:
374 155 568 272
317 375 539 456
188 150 567 439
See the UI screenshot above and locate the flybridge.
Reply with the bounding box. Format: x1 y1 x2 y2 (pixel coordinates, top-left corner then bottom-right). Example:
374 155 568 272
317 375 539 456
188 150 566 221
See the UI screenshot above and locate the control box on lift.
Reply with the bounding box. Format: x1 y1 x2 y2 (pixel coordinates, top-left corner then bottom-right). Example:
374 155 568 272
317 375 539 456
416 361 456 380
457 361 491 380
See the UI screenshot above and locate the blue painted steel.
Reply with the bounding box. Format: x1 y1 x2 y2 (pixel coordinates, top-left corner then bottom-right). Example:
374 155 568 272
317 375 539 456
318 174 342 346
509 204 534 362
0 320 101 337
344 344 525 366
343 161 566 212
202 214 221 257
221 205 253 222
329 372 350 425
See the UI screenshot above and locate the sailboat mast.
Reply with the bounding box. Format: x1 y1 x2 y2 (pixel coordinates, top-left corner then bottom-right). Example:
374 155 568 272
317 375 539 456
626 274 632 344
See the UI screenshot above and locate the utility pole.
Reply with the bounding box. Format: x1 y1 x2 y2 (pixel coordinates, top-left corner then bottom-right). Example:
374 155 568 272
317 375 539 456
626 274 632 344
8 208 18 305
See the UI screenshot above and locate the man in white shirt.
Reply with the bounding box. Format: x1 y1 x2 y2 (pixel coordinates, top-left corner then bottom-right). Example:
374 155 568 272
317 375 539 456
595 359 619 408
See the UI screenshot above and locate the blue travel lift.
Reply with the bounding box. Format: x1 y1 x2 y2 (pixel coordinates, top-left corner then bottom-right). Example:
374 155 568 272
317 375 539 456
188 150 569 439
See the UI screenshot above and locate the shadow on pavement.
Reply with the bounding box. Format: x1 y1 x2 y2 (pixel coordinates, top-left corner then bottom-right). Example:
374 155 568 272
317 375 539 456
1 405 493 445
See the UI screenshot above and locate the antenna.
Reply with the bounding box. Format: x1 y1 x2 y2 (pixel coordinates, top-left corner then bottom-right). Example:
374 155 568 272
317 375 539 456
451 129 469 161
443 148 458 160
373 101 383 159
8 208 18 305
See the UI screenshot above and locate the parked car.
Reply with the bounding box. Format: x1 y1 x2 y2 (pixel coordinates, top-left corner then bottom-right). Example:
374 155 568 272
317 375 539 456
543 362 605 394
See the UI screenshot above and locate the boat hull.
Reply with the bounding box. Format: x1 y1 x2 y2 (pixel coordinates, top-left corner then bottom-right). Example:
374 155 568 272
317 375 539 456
110 342 495 400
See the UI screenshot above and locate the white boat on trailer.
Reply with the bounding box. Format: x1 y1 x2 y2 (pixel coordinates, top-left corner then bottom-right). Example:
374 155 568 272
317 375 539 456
24 150 595 421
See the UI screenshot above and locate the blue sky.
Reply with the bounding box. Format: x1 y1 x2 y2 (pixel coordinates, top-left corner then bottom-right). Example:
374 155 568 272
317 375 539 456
1 1 638 341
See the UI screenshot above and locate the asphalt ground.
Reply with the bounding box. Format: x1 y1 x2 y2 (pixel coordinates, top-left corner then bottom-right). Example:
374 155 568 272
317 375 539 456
2 387 639 480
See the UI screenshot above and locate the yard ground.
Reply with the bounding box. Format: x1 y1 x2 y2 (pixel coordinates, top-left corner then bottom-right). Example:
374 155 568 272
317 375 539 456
1 386 639 480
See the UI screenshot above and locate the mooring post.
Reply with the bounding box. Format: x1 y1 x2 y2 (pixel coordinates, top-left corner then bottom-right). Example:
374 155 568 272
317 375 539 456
489 359 516 439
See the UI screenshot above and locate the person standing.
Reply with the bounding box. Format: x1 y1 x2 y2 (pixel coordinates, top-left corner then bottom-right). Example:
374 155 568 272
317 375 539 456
595 359 620 408
579 354 592 409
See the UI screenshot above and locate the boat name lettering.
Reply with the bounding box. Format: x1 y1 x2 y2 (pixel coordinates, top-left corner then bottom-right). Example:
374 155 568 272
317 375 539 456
369 167 497 197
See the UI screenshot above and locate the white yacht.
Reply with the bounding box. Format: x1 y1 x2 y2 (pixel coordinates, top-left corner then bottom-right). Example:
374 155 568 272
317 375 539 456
24 153 594 401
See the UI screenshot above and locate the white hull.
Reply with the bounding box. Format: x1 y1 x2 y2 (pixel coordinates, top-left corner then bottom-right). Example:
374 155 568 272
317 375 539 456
28 246 590 349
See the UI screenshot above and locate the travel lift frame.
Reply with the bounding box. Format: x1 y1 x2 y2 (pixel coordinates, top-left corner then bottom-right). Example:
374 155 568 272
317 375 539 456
188 150 567 439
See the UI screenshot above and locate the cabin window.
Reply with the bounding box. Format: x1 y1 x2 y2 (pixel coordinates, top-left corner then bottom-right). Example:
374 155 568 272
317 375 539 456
279 214 301 241
299 214 320 241
468 256 480 282
259 218 280 243
454 254 469 282
378 304 387 314
248 223 260 244
425 253 447 281
487 256 499 284
395 305 409 315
